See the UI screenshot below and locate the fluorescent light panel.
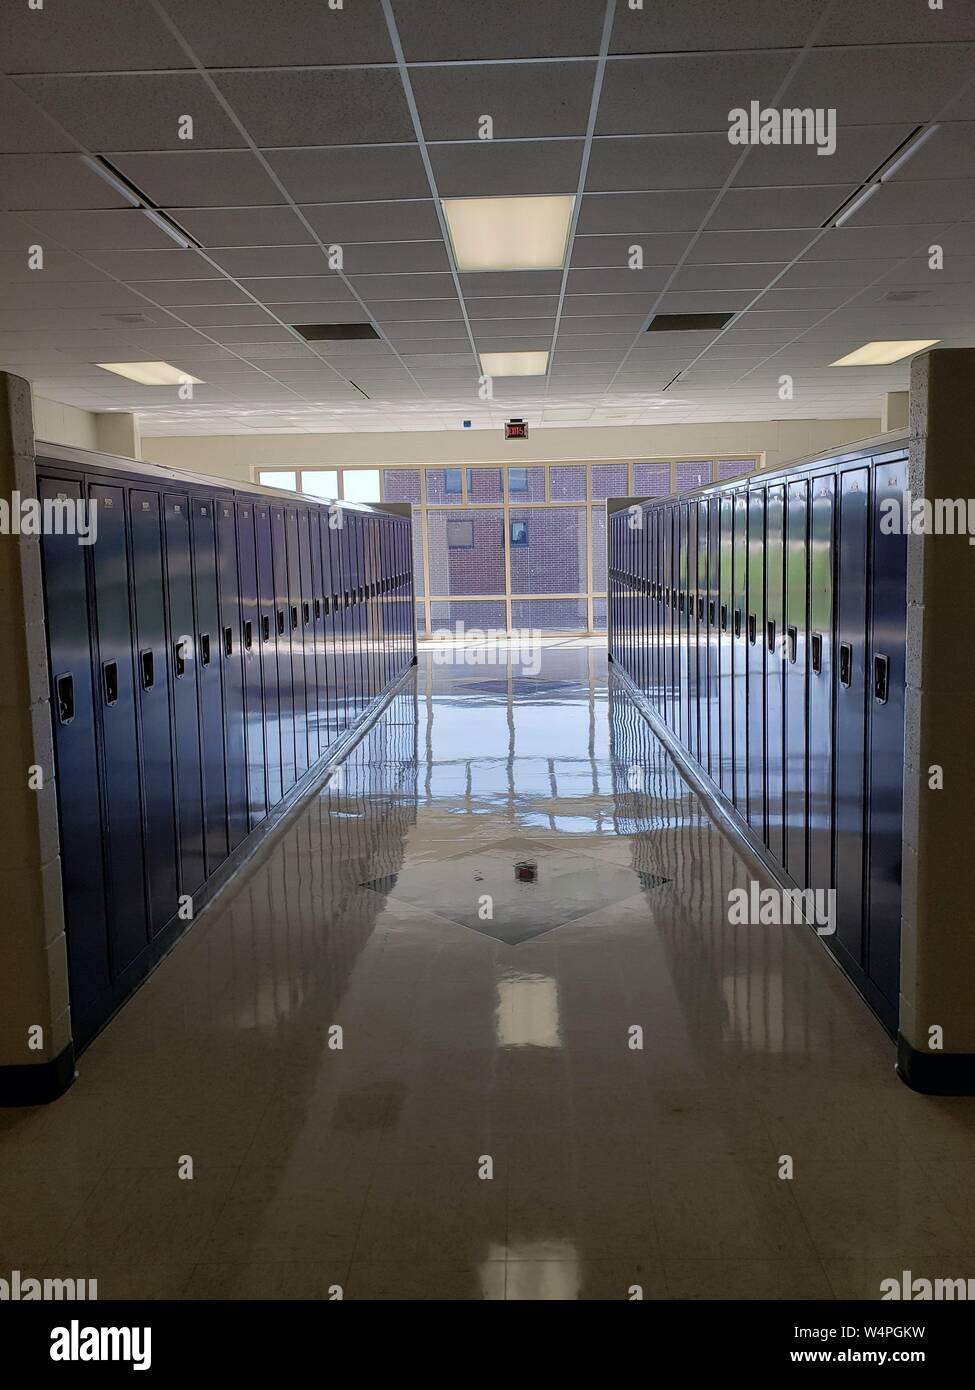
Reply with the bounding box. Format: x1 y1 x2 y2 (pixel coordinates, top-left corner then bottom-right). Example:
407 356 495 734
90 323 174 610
830 340 940 367
96 361 205 385
442 195 575 272
479 351 549 377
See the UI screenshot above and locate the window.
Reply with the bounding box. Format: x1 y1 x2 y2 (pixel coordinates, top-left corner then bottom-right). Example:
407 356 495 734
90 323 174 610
510 519 529 546
446 519 474 549
509 468 529 494
301 469 338 499
342 469 381 503
258 469 297 491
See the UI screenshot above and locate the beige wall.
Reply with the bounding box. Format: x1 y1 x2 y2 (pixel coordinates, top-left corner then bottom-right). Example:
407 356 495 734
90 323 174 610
32 395 98 451
141 417 882 481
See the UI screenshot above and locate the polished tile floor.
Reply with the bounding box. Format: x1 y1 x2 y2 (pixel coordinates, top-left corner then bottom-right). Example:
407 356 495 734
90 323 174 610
3 644 975 1300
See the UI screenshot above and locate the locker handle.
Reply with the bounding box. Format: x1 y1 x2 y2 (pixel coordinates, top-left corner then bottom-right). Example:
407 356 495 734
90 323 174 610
303 601 310 625
223 627 233 658
839 642 852 688
315 598 321 619
787 625 798 664
244 620 253 652
290 605 298 630
811 632 823 675
200 633 211 667
720 603 728 632
324 596 331 615
698 596 705 621
173 640 186 679
344 591 351 608
767 619 776 654
101 661 118 706
678 591 684 614
262 615 270 643
874 653 890 705
358 586 365 603
709 600 716 625
277 609 285 636
748 614 757 645
56 672 75 725
140 649 154 691
734 608 741 639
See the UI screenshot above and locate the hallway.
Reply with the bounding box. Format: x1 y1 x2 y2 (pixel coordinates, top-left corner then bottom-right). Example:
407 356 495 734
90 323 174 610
2 646 974 1301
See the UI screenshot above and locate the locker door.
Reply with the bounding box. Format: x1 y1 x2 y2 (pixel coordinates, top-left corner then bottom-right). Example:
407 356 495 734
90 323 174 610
216 499 248 849
732 490 748 809
719 494 734 797
765 484 786 863
236 501 267 828
128 488 179 935
362 518 375 704
678 504 690 747
191 499 229 873
271 505 296 791
89 483 149 970
686 502 698 761
332 516 350 734
833 467 869 966
344 515 361 721
697 499 710 770
808 475 835 893
298 509 318 765
641 512 651 699
670 505 680 731
39 476 111 1043
309 508 329 753
746 489 765 834
664 508 674 728
707 498 720 782
163 494 206 897
286 508 309 778
785 479 809 886
866 456 908 1024
321 513 341 743
353 515 368 716
255 503 283 808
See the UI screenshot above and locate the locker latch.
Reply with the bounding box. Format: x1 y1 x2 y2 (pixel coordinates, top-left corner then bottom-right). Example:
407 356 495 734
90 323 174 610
200 633 211 667
303 602 310 625
811 633 823 675
262 615 270 643
721 604 728 632
173 640 186 678
55 672 74 725
244 621 253 652
224 627 233 658
839 642 852 688
140 649 154 691
734 608 741 639
290 606 298 630
698 596 705 621
787 625 798 664
709 600 716 625
102 661 118 706
277 610 285 636
874 653 890 705
748 614 756 645
767 619 776 654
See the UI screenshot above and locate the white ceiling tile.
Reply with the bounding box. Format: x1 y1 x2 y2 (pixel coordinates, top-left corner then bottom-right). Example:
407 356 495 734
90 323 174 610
413 63 595 141
266 146 429 203
108 151 286 208
431 140 583 197
160 0 395 64
213 69 414 147
394 0 606 60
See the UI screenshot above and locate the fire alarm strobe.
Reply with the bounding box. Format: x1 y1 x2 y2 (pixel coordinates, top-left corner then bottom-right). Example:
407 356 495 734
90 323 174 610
505 418 528 440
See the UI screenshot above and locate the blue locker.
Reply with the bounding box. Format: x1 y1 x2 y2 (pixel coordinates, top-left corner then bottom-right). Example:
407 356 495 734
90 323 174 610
216 499 248 849
191 498 230 873
764 484 785 862
746 489 765 834
236 501 267 828
732 490 748 810
163 493 206 897
719 494 734 798
297 509 318 766
784 479 809 886
271 505 296 792
254 502 283 809
285 508 308 777
808 474 835 893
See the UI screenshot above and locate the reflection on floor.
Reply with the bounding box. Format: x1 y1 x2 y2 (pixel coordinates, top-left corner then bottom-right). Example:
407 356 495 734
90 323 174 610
3 647 975 1300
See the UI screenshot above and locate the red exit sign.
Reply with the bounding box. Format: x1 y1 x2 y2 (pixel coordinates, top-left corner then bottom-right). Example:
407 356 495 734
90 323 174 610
504 419 528 440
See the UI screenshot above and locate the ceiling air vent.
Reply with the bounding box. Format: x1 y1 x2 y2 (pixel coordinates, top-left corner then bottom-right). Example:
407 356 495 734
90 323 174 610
646 313 735 332
296 323 380 341
101 312 156 325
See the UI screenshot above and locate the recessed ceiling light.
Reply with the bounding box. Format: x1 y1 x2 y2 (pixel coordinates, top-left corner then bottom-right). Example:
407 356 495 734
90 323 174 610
829 340 939 366
480 351 549 376
96 361 205 385
296 323 380 341
442 195 575 272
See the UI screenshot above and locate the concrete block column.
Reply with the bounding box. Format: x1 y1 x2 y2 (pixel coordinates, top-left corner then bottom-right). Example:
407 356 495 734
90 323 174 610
0 372 74 1104
898 348 975 1092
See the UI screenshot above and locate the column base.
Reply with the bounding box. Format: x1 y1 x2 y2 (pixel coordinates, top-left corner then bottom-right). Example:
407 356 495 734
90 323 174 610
0 1043 76 1106
897 1035 975 1095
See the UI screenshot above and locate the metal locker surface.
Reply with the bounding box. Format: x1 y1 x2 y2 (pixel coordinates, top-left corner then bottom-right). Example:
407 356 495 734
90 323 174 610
297 509 318 766
697 498 710 771
866 455 908 1026
88 482 149 971
685 502 698 760
719 494 734 798
784 479 809 887
308 509 329 756
321 514 342 743
216 499 248 849
678 504 690 748
38 475 111 1045
707 497 720 783
833 466 870 968
271 505 296 791
285 508 309 779
163 493 206 897
127 488 179 937
746 489 765 834
331 516 350 735
254 503 283 809
732 490 748 810
236 501 267 828
764 484 785 863
190 499 229 873
808 474 835 894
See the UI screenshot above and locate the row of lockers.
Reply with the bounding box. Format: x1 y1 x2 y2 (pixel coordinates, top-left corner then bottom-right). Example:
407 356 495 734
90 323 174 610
607 439 908 1032
37 449 415 1048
